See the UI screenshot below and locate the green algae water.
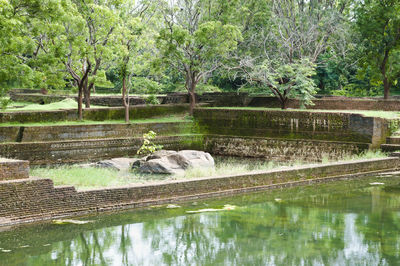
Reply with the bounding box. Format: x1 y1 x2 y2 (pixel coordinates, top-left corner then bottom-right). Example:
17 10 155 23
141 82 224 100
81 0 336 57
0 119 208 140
1 175 400 265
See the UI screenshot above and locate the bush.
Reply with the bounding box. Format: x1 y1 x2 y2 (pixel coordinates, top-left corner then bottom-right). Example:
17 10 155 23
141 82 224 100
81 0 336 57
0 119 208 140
145 94 161 105
131 77 162 94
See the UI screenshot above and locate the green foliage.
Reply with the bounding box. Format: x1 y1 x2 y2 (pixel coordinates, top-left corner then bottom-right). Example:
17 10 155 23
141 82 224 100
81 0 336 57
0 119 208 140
355 0 400 97
1 0 399 100
137 130 163 155
247 59 318 108
155 0 242 113
145 95 161 105
131 77 161 94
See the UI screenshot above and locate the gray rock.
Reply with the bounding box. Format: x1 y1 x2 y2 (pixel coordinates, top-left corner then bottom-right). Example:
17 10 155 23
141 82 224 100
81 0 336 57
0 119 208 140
134 150 214 175
94 158 138 171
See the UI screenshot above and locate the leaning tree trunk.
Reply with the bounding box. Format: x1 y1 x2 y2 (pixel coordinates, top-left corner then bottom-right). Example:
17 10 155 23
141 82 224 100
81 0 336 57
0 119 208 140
122 76 129 123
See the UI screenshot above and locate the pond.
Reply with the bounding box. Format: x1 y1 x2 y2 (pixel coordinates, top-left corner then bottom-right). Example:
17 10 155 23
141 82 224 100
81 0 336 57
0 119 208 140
1 174 400 265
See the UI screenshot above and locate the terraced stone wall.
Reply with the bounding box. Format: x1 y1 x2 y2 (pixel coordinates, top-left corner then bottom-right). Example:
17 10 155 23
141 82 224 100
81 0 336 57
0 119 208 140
0 135 204 165
0 122 193 143
246 96 400 111
194 108 390 147
204 135 368 162
9 93 188 107
0 158 29 181
1 157 399 226
0 104 189 123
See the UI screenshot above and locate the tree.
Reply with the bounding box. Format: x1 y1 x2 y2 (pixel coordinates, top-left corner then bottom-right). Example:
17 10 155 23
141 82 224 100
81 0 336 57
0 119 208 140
155 0 242 115
234 0 348 107
241 58 317 109
356 0 400 99
45 0 121 119
0 0 67 107
114 0 151 122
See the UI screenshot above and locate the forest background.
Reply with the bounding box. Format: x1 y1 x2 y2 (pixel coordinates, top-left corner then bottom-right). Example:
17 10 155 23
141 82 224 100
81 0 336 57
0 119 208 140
1 0 400 114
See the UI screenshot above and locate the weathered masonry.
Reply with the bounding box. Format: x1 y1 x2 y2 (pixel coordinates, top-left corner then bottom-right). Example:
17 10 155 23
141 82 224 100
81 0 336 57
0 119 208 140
194 108 393 161
0 107 394 164
1 157 400 226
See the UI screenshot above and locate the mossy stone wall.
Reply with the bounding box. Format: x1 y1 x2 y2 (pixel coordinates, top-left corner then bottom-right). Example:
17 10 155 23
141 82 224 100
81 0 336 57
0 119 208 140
193 108 390 147
0 104 189 123
0 158 29 180
1 157 399 227
204 135 368 162
0 122 193 143
0 135 203 165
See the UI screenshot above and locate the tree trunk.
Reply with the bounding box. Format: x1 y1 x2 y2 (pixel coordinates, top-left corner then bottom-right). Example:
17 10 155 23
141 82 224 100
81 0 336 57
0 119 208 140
383 77 390 100
280 97 288 109
78 85 83 120
84 81 91 108
122 76 129 123
381 49 390 100
188 89 196 116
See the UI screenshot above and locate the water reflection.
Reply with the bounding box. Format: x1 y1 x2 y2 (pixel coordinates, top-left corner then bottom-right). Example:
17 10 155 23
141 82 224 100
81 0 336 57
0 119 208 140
2 177 400 265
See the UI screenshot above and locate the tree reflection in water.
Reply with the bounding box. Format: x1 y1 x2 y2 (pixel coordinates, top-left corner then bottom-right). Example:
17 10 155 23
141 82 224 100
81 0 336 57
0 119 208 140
2 176 400 265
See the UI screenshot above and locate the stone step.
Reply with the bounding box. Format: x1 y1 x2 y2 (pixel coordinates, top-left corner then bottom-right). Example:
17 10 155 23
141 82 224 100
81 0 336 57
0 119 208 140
0 158 29 181
381 144 400 152
386 136 400 144
391 131 400 136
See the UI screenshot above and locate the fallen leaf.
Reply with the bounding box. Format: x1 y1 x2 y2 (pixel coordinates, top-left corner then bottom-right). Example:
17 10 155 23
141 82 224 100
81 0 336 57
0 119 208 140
52 219 92 225
186 205 236 213
166 204 181 209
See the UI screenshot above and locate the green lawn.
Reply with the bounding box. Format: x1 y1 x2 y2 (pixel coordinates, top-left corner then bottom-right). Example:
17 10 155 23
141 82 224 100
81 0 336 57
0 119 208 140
205 107 400 119
0 115 190 127
2 98 105 112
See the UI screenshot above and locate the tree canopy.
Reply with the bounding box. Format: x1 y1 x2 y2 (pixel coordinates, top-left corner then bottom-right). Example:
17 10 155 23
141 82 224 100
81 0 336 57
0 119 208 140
1 0 400 113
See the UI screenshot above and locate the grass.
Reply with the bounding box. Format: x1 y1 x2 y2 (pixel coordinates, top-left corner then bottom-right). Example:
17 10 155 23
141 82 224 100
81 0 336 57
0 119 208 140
321 149 388 164
31 166 125 189
30 157 287 190
2 98 104 112
0 115 190 127
30 150 388 190
204 107 400 119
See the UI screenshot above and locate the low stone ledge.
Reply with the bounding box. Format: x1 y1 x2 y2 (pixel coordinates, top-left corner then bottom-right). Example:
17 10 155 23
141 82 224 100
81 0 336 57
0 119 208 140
0 158 29 180
0 157 399 227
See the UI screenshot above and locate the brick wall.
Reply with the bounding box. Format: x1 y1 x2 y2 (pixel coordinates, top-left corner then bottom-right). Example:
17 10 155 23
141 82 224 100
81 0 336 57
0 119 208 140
0 158 29 180
0 135 204 165
0 122 192 143
9 93 188 107
0 104 189 123
194 108 391 147
211 94 400 111
204 135 368 161
1 157 399 226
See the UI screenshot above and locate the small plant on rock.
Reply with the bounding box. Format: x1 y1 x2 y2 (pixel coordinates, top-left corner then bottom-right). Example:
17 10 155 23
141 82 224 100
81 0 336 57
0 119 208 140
137 131 163 155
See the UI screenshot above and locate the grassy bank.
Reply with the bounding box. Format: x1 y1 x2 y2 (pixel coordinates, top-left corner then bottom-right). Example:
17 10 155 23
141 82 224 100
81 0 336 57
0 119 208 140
205 107 400 119
0 115 190 127
30 151 388 190
3 98 105 112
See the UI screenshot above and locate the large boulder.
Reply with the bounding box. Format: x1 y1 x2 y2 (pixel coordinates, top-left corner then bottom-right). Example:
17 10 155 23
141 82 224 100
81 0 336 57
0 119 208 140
93 158 138 171
133 150 214 175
